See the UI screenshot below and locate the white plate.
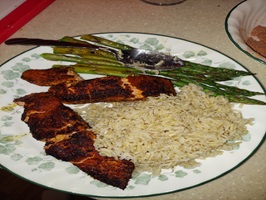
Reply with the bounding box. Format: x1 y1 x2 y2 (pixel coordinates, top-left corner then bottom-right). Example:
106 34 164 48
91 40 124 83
225 0 266 64
0 33 266 198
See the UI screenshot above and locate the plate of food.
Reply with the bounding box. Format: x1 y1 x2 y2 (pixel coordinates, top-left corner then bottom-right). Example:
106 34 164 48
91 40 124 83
225 0 266 64
0 32 265 198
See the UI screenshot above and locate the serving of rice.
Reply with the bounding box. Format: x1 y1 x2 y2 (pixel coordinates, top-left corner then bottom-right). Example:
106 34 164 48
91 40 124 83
75 84 253 175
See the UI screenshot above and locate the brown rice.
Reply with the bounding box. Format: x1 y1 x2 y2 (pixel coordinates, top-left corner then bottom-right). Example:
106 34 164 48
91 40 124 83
75 84 252 175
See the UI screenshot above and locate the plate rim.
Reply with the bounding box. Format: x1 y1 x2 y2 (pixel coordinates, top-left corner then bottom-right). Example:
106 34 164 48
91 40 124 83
0 31 266 198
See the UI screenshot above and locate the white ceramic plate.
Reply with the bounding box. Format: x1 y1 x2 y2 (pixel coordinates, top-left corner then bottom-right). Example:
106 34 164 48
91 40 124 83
225 0 266 64
0 33 266 198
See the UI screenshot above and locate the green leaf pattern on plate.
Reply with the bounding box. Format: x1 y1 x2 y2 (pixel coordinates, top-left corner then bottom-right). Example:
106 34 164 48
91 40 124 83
134 173 152 185
0 144 16 155
175 170 188 178
2 81 14 88
193 169 201 174
66 166 80 174
1 70 20 80
183 51 196 58
242 133 251 142
38 162 55 171
11 153 23 161
90 180 108 188
26 156 43 165
158 174 168 181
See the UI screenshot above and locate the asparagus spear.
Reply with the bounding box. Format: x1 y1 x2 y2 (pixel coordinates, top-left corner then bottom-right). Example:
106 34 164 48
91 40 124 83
59 35 254 77
53 46 117 59
41 53 124 67
180 61 254 81
59 35 255 81
53 46 252 82
53 64 145 77
40 35 265 105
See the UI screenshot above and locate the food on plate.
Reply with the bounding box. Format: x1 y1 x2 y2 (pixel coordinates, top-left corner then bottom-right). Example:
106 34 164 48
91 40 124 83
41 34 265 105
21 67 83 86
246 25 266 58
10 34 265 189
14 69 177 189
48 74 176 104
76 84 253 175
14 92 135 189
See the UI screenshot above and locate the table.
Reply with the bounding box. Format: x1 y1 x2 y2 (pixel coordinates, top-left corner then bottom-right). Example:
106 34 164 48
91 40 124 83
0 0 265 199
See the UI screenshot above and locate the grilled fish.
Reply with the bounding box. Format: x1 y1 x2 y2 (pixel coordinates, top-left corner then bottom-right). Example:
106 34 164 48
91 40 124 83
48 74 176 104
14 68 176 189
21 67 83 86
14 92 135 189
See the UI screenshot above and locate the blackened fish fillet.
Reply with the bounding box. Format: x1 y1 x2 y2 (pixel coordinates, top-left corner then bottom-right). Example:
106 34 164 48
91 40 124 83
14 92 135 189
21 67 83 86
48 74 176 104
45 132 134 189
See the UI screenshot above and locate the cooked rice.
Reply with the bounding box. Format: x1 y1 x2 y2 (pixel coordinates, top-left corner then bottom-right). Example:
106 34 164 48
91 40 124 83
75 84 252 175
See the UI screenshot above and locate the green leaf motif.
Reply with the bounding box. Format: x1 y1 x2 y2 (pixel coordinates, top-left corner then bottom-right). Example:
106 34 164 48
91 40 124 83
1 70 20 80
193 169 201 174
11 63 30 72
158 174 168 181
16 88 27 95
197 50 207 56
31 53 41 59
22 57 31 62
242 133 251 142
0 89 7 94
1 81 14 88
145 38 159 47
155 44 165 51
1 115 12 121
218 62 236 69
66 166 80 174
31 168 38 172
232 144 240 150
140 43 153 51
3 121 14 127
11 154 23 161
26 156 42 165
127 185 135 190
242 80 251 86
90 180 108 188
38 162 55 171
0 144 16 155
183 51 195 58
134 173 152 185
129 38 139 44
224 81 234 86
175 170 188 178
201 59 212 66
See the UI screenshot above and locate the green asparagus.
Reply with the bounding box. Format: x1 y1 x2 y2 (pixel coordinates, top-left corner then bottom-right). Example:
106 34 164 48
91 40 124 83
41 53 124 67
39 35 265 105
53 46 117 59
